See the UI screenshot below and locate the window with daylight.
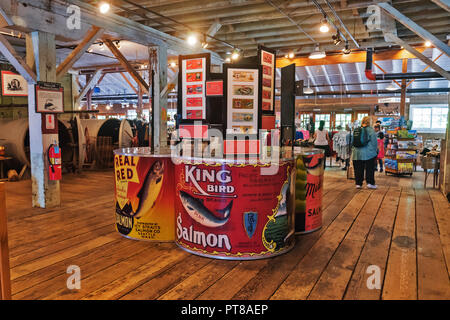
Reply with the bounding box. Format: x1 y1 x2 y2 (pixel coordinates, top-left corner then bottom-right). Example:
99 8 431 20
335 113 352 129
357 113 369 121
315 114 331 131
410 105 448 132
298 114 310 129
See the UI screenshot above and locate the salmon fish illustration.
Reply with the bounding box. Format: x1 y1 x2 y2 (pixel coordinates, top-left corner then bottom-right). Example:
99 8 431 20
179 191 232 228
134 160 164 219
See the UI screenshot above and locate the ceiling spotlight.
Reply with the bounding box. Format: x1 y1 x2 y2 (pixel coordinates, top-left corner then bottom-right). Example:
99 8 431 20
170 61 177 67
115 40 121 49
231 49 240 60
225 57 231 63
332 34 342 46
201 35 209 49
342 41 351 54
87 47 93 53
187 34 198 46
285 54 288 58
99 2 110 14
98 42 104 50
425 40 432 47
319 18 329 33
386 81 399 91
309 45 326 59
304 78 314 94
288 52 295 59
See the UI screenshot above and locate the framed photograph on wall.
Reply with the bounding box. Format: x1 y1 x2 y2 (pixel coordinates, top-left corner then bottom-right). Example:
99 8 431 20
258 46 276 115
1 70 28 96
178 53 210 122
35 81 64 113
224 65 261 135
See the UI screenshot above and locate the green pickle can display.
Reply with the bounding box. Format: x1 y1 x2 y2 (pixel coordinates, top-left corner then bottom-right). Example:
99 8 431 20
294 148 325 234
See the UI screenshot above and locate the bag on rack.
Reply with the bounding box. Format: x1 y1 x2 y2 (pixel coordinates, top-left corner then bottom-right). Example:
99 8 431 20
352 127 369 148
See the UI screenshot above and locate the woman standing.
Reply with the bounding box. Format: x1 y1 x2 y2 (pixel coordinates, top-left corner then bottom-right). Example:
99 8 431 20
352 116 378 189
313 120 330 168
375 126 385 172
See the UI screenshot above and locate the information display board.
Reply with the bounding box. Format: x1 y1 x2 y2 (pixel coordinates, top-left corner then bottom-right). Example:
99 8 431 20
225 66 260 134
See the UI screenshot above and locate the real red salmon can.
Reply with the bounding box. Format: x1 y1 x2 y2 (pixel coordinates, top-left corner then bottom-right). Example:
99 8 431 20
174 157 296 260
114 148 175 241
294 148 324 234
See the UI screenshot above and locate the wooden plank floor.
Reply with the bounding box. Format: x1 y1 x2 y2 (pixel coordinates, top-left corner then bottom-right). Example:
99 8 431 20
4 166 450 300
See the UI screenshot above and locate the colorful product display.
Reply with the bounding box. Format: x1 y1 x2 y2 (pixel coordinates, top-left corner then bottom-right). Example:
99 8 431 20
181 56 206 120
260 49 275 112
294 148 324 234
227 68 259 134
114 150 175 241
174 158 295 259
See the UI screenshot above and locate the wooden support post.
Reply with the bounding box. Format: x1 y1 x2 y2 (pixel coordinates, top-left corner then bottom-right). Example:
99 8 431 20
137 85 143 119
441 94 450 197
76 69 102 107
149 45 168 150
0 183 11 300
26 31 60 208
400 58 408 118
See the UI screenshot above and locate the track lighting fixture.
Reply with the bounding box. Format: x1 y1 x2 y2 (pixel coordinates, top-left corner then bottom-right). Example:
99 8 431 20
201 35 209 49
319 18 329 33
332 33 342 46
231 48 241 60
342 41 351 54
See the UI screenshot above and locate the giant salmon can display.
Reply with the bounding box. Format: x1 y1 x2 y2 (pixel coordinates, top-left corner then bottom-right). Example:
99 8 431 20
294 148 324 234
174 157 296 260
114 148 175 241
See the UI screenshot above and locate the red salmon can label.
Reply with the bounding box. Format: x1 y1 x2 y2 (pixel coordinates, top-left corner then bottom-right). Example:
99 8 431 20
174 159 295 259
295 151 324 234
114 153 175 241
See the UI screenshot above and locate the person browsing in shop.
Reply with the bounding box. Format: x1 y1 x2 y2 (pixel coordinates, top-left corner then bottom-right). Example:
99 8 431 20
313 120 330 168
352 116 378 189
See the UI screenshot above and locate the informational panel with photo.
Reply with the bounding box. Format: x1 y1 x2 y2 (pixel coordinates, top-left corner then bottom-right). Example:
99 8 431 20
1 71 28 96
259 48 275 113
35 82 64 113
182 57 206 120
227 68 259 134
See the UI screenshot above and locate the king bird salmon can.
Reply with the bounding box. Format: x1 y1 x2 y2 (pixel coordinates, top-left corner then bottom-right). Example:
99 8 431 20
294 148 324 234
174 157 296 260
114 149 175 241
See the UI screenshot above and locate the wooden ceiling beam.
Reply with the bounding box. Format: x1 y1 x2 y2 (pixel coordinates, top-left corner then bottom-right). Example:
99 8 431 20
0 33 37 83
120 72 139 95
103 38 149 92
384 33 450 81
378 2 450 57
56 26 104 80
430 0 450 12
